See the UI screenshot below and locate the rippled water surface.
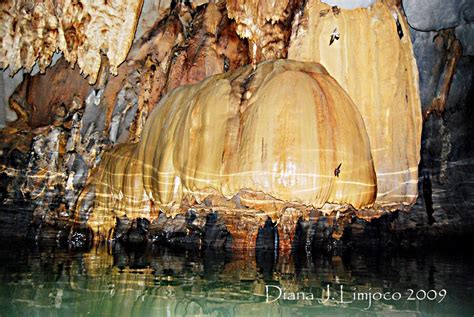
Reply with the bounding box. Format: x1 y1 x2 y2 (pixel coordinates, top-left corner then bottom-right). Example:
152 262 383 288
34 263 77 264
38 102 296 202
0 242 472 316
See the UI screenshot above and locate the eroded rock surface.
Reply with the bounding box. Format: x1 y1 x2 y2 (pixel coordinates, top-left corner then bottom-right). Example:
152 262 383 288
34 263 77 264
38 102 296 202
0 0 144 83
0 0 472 251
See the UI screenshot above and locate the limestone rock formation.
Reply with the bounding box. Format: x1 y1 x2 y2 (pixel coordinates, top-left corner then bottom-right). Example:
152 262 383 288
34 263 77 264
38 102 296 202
226 0 300 62
84 60 378 239
6 0 468 250
405 0 474 241
0 0 144 84
134 0 173 40
320 0 375 9
403 0 474 57
11 59 91 128
0 2 252 244
288 0 422 207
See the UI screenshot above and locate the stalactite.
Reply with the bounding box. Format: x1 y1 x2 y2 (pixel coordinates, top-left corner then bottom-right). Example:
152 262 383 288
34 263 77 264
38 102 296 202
0 0 144 84
226 0 303 62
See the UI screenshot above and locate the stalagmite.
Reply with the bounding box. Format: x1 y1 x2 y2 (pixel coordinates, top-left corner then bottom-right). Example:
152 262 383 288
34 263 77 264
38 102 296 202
83 59 378 239
288 0 422 208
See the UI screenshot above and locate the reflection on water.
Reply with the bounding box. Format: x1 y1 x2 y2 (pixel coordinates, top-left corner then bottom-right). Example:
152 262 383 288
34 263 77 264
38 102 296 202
0 242 472 316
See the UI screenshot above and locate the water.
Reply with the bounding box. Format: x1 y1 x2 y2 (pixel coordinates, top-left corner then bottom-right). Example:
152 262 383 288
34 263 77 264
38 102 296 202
0 242 472 316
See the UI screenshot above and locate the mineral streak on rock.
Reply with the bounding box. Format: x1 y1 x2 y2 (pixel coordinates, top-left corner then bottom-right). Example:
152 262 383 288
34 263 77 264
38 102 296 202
422 29 463 119
288 0 423 207
0 0 144 84
80 59 378 245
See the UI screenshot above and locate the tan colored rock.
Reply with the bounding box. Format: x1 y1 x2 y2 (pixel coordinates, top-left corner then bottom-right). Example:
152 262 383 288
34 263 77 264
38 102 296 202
134 0 173 40
85 60 377 237
227 0 290 30
288 0 422 207
0 0 143 84
164 3 224 92
226 0 299 62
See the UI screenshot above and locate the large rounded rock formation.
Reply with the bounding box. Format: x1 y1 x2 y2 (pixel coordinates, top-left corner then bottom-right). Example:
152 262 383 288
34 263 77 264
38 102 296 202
84 59 381 240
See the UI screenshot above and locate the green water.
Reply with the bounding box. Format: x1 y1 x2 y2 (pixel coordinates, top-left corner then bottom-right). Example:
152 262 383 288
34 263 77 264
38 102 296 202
0 243 472 317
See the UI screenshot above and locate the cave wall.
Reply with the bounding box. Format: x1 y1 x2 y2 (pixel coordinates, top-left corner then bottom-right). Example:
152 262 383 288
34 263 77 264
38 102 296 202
394 0 474 239
1 1 252 242
0 0 144 84
0 0 473 248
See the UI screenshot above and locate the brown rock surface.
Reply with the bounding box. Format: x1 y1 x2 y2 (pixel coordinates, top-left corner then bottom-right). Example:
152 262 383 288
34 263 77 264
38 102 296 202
10 59 91 128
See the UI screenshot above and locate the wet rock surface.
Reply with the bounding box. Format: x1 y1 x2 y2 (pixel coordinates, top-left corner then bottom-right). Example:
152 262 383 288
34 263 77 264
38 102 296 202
0 0 473 251
406 0 474 249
